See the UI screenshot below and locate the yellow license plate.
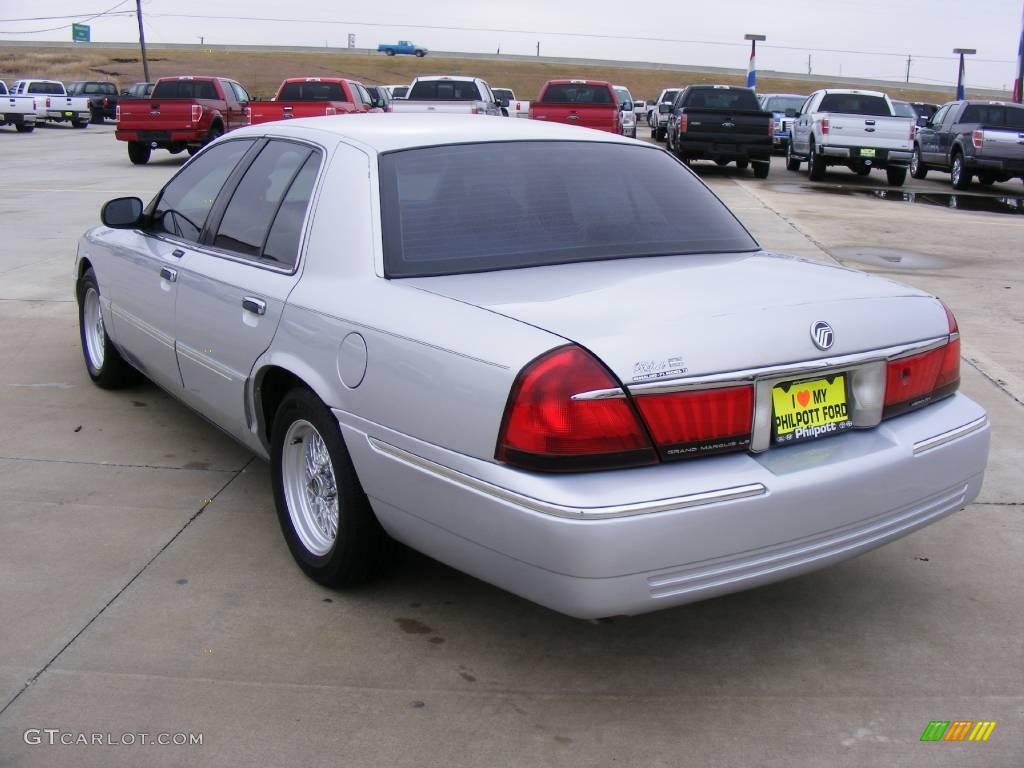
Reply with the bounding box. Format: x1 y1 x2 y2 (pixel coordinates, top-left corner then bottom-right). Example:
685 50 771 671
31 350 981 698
860 148 876 158
772 375 853 445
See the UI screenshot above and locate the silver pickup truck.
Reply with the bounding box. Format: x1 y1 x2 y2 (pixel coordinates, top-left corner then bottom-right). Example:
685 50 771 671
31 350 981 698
389 76 502 116
9 79 91 128
787 89 915 186
0 80 37 132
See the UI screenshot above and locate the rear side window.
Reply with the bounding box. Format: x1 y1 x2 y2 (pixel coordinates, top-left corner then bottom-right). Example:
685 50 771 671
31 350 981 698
818 94 892 116
392 86 408 98
684 89 760 110
153 140 255 243
960 104 1024 129
408 80 481 101
540 84 613 104
278 81 346 101
380 141 757 278
152 80 218 99
213 141 317 264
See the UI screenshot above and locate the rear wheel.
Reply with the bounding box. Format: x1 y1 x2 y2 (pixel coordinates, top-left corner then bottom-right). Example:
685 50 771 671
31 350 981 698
785 142 801 171
415 50 426 57
386 50 396 56
950 152 971 190
72 119 88 129
90 109 104 125
77 268 138 389
736 159 749 170
15 122 34 133
910 146 928 179
205 123 223 146
978 173 996 186
271 387 396 587
752 161 770 179
854 165 872 176
886 166 907 186
807 138 825 181
127 141 151 165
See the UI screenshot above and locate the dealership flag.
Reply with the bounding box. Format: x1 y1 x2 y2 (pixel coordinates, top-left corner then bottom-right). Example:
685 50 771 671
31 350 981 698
1016 12 1024 102
956 54 966 100
747 43 757 88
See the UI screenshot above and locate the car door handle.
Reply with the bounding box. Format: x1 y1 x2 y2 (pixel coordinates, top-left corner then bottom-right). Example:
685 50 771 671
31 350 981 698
171 249 185 258
242 297 266 315
159 267 177 282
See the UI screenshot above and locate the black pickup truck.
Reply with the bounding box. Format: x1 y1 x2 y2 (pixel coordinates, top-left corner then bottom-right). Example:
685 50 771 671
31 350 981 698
66 80 119 123
911 100 1024 189
662 85 774 177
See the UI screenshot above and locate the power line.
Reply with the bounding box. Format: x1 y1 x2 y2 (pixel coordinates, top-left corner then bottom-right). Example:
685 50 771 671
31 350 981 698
0 0 135 34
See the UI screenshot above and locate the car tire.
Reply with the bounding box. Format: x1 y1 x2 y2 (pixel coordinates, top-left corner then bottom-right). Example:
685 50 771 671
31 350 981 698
886 166 907 186
854 165 872 176
77 268 139 389
271 386 396 587
90 109 104 125
736 159 749 170
415 50 426 57
950 152 971 190
72 119 88 128
656 127 666 141
386 50 396 56
910 146 928 179
752 161 770 179
785 142 801 171
15 122 34 133
205 124 223 145
978 174 996 186
186 146 200 156
807 139 825 181
127 141 151 165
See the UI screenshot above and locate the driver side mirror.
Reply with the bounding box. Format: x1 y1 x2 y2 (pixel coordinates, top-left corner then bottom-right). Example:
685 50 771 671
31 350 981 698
101 197 144 229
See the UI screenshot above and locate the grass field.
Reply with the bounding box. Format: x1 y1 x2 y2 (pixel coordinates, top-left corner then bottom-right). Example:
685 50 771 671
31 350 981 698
0 45 980 104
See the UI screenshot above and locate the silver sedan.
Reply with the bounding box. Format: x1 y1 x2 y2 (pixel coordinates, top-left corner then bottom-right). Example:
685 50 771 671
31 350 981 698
75 114 990 618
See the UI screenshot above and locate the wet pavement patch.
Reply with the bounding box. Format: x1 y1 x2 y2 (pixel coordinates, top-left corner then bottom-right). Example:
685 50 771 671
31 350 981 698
829 246 951 270
394 617 433 634
801 185 1024 215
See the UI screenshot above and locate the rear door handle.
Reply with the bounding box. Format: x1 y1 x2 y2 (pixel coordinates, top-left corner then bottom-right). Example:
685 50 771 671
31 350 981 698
242 297 266 315
159 267 177 282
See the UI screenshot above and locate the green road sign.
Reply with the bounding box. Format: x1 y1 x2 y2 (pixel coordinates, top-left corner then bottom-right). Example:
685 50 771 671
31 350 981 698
72 23 90 43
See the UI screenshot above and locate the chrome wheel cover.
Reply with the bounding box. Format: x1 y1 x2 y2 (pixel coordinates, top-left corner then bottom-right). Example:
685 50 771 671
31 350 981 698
83 286 105 371
282 419 339 556
952 156 962 186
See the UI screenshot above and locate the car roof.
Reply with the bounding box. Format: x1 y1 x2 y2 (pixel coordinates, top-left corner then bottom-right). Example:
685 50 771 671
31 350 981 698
228 113 638 154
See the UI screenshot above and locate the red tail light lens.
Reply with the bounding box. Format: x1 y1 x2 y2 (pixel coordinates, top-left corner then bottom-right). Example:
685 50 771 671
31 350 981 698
768 120 775 137
678 113 688 132
325 105 336 116
821 117 830 135
496 346 656 472
46 97 51 108
191 104 203 123
884 301 960 418
115 104 120 122
972 129 984 149
634 386 753 460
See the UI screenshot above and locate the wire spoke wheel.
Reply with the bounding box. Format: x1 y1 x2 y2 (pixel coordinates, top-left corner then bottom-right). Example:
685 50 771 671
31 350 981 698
282 419 340 556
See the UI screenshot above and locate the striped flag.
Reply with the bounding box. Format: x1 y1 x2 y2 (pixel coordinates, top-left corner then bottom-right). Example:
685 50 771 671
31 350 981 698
1015 8 1024 102
956 54 966 101
746 42 757 88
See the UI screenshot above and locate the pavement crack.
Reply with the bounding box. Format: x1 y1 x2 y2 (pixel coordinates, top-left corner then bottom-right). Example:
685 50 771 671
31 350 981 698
0 456 256 718
0 455 239 473
962 357 1024 409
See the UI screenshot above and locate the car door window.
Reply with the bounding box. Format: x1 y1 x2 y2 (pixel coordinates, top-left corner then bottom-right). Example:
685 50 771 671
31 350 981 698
930 105 949 128
153 139 255 243
229 82 250 103
212 141 313 260
261 153 321 269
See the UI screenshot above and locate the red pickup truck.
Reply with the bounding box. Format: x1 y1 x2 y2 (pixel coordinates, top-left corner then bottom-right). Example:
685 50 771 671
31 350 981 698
249 77 378 125
529 80 622 134
115 75 251 165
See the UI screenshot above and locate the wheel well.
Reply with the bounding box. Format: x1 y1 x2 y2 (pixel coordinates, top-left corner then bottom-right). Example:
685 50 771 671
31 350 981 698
256 366 308 443
210 118 224 132
77 257 93 283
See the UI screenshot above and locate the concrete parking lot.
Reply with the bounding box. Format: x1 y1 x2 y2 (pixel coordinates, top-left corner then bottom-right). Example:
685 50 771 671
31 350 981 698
0 122 1021 767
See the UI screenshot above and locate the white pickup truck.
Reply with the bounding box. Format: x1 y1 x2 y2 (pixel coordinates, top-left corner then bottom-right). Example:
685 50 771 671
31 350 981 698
389 76 502 116
787 89 915 185
0 80 37 133
493 88 529 118
9 79 91 128
649 87 682 140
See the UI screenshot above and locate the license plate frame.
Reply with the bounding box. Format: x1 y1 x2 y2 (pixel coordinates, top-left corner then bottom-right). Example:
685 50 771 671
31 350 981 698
771 374 854 446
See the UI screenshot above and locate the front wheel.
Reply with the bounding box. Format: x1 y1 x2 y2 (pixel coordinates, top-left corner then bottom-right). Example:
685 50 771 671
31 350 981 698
386 50 396 56
77 268 138 389
951 153 971 190
752 161 770 179
910 146 928 179
415 50 426 57
271 387 396 587
127 141 151 165
886 166 907 186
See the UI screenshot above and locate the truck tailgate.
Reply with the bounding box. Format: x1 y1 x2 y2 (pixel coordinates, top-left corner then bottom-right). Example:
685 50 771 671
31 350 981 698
117 99 203 131
826 114 913 150
531 104 617 132
683 109 771 144
250 101 350 123
390 101 485 114
977 127 1024 162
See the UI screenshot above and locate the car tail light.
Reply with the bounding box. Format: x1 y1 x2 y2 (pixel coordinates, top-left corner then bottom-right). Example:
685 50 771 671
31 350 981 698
191 104 203 123
821 117 830 135
633 386 754 460
102 97 109 107
883 301 960 418
115 104 120 121
768 120 775 137
496 346 656 472
470 106 481 114
325 105 336 116
678 113 688 132
46 97 51 108
245 106 252 124
972 129 984 149
909 121 917 140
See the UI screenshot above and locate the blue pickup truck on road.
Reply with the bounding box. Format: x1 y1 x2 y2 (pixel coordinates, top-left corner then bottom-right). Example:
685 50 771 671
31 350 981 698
377 41 428 57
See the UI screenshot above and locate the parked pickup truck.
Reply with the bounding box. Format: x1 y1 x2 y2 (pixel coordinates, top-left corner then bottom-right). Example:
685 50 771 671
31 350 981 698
250 78 376 125
0 80 37 133
377 41 428 57
67 80 119 123
115 75 251 165
9 79 90 128
389 76 501 115
911 100 1024 189
662 85 774 177
493 88 529 118
787 89 915 186
530 80 621 134
757 92 806 152
649 88 681 140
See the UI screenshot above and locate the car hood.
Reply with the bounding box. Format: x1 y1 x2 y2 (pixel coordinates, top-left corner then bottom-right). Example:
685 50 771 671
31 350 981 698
405 251 946 385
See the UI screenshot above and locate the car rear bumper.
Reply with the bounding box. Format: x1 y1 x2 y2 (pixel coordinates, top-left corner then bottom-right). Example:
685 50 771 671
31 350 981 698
678 140 772 161
46 110 90 121
338 392 989 619
115 129 207 144
820 145 912 165
2 113 35 124
966 156 1024 174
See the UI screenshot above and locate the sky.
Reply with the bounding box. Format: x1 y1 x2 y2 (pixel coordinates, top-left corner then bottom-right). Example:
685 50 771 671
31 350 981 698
2 0 1023 91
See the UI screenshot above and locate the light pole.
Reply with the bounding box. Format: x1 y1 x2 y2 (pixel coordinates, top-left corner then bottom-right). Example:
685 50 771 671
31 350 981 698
953 48 976 100
745 34 766 89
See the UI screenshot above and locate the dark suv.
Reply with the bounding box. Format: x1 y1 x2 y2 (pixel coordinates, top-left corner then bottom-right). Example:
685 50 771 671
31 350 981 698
67 80 119 123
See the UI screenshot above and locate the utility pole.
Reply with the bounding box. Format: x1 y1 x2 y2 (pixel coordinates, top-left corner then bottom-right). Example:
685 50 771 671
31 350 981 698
905 54 911 83
136 0 150 82
807 54 811 75
536 41 540 57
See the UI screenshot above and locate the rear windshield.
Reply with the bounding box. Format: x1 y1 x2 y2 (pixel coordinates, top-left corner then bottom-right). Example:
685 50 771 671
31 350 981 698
379 141 757 278
961 104 1024 129
27 82 63 94
278 81 347 101
540 83 614 104
493 89 514 100
152 80 219 100
891 101 916 118
818 93 892 116
763 96 804 113
684 88 760 111
408 80 481 101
